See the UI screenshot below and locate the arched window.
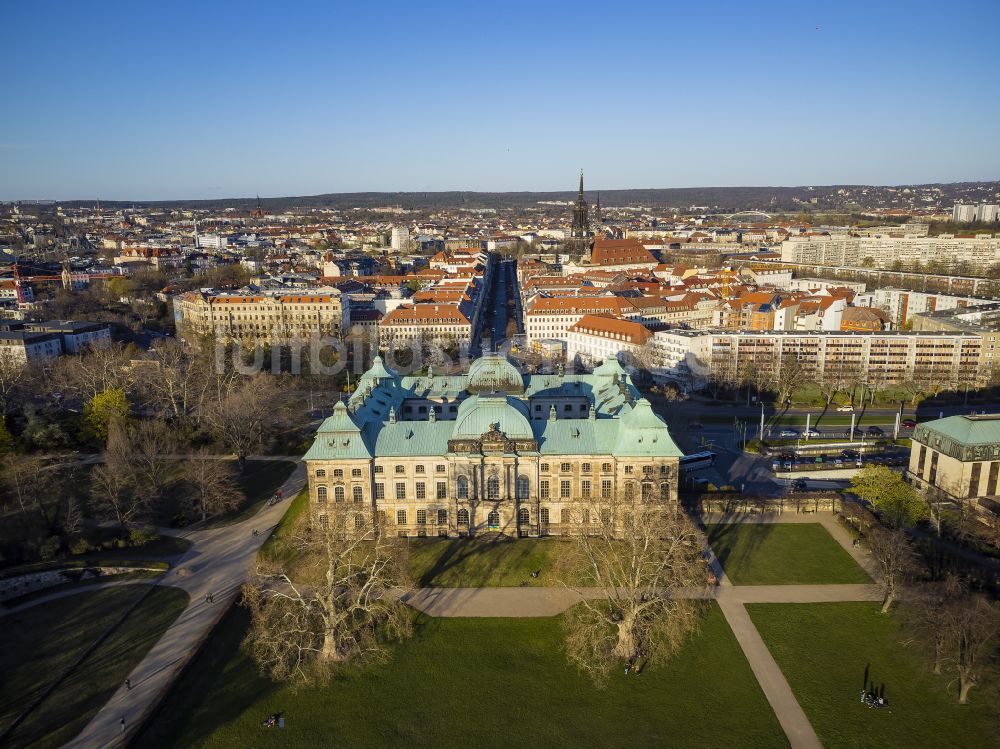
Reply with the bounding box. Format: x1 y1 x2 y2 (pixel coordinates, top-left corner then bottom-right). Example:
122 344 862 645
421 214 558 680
315 469 326 478
487 511 500 529
660 481 670 498
641 483 652 501
354 513 365 529
518 507 530 524
335 485 345 503
316 486 328 505
516 475 530 499
457 475 469 500
457 508 470 525
319 514 329 529
624 482 635 501
353 486 363 502
487 476 500 500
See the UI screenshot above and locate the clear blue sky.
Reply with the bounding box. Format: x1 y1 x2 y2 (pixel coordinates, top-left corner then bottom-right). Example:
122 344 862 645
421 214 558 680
1 0 998 200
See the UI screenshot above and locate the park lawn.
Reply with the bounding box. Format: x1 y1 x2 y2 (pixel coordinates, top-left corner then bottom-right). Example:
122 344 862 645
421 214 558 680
407 538 571 586
707 523 870 585
748 602 999 749
141 603 787 749
1 584 189 749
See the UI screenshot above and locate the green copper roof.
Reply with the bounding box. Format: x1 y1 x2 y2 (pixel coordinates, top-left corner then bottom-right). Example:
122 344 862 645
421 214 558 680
453 394 533 439
304 354 683 462
467 353 525 394
914 414 1000 446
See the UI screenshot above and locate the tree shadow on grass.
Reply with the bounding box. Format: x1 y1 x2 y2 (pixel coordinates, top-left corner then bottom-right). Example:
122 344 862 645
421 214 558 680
705 521 776 582
136 604 279 749
410 537 547 587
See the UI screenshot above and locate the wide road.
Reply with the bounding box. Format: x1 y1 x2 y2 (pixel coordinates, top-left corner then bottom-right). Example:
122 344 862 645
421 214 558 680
481 258 518 352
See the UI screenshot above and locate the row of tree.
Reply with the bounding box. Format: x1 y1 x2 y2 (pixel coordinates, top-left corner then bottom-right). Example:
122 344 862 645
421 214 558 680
847 466 999 704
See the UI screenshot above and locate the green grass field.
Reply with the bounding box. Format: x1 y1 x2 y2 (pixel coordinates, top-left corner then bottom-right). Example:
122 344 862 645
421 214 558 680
141 603 786 749
748 602 999 749
1 584 189 748
707 523 870 585
407 538 571 586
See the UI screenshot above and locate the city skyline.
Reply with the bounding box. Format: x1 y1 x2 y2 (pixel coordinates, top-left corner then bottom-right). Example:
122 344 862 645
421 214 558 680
2 0 998 201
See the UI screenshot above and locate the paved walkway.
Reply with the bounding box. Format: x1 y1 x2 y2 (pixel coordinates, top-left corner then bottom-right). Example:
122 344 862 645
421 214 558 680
62 461 307 749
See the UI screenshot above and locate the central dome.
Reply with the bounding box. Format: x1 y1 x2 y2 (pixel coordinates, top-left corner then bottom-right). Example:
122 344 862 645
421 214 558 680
466 353 524 394
452 394 533 440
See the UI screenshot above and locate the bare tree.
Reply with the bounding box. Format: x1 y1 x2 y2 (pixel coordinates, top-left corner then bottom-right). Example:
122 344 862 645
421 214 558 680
135 337 212 424
0 354 28 417
203 374 285 472
951 593 999 704
242 505 412 683
182 448 243 522
557 488 709 686
90 421 146 531
908 577 963 675
867 526 915 614
127 418 178 503
49 343 134 402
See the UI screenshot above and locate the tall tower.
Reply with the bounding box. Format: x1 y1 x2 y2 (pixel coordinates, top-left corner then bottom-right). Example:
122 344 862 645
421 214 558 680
594 192 601 225
571 170 590 239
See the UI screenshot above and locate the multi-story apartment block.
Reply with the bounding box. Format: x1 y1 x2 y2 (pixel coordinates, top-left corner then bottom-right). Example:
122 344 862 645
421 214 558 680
174 290 345 342
780 235 1000 272
0 330 62 365
379 304 473 349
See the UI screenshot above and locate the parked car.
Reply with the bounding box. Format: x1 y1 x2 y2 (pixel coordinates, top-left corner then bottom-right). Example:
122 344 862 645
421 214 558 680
791 478 808 492
834 458 844 466
836 404 854 412
782 461 793 470
813 455 826 463
689 421 704 429
901 419 917 429
804 427 822 437
778 429 799 438
866 426 884 436
841 449 860 459
780 451 797 461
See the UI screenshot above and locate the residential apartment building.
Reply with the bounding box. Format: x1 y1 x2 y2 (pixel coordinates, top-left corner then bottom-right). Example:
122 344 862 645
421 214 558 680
174 290 345 342
0 330 62 365
379 304 473 349
525 296 640 342
780 235 1000 272
565 314 652 368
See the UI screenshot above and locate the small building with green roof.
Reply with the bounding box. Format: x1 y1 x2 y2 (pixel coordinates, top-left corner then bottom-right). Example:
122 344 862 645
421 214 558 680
909 414 1000 511
303 353 684 538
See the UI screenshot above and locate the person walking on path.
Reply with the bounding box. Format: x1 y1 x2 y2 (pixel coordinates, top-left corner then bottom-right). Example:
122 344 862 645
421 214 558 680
120 717 125 735
124 678 130 691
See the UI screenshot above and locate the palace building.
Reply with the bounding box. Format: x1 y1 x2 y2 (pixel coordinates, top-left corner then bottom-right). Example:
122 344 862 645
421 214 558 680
303 353 684 538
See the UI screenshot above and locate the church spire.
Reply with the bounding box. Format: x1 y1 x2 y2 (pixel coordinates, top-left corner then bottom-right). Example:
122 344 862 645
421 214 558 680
579 169 584 198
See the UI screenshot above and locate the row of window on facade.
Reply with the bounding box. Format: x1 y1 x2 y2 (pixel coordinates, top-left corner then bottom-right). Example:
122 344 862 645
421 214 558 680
315 462 669 478
316 477 670 505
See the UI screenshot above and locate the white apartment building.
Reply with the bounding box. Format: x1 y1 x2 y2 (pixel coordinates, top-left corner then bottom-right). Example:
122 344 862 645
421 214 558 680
953 204 978 222
0 331 62 365
391 226 411 252
780 235 1000 272
525 296 641 343
854 288 997 327
564 315 652 368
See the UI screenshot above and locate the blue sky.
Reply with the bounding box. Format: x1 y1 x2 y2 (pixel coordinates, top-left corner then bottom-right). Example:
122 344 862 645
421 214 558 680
1 0 998 200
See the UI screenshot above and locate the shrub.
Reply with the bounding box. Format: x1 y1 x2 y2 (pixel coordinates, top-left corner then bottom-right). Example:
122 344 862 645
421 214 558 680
128 527 160 548
38 536 62 561
69 537 94 555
